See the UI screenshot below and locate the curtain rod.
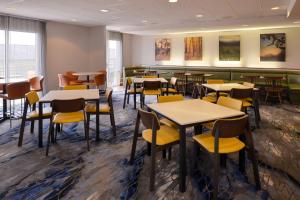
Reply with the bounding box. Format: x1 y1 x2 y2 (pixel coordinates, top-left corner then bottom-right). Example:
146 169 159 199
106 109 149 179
0 12 46 23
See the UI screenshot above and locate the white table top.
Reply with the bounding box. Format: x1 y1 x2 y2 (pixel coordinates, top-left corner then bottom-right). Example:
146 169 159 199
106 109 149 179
133 77 168 84
147 99 244 126
40 89 99 102
202 83 251 92
72 72 103 76
0 78 28 84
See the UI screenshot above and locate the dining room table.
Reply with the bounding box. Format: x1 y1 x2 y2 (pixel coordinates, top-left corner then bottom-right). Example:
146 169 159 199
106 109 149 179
132 77 169 109
129 99 245 192
38 89 100 148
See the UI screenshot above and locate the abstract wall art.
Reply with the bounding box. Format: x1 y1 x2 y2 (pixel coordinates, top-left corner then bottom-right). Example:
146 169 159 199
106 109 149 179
155 38 171 61
260 33 286 62
219 35 240 61
184 37 202 60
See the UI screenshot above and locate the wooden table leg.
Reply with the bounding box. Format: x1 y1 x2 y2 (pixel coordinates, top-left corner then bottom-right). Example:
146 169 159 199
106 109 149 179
38 102 43 148
134 83 137 109
96 99 100 141
179 126 186 192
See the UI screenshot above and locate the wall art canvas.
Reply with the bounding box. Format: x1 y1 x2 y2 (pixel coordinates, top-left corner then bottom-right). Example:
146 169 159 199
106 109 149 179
219 35 240 61
184 37 202 60
260 33 286 62
155 38 171 61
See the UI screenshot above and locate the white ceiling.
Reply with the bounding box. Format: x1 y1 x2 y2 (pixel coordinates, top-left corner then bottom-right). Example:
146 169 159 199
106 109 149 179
0 0 299 35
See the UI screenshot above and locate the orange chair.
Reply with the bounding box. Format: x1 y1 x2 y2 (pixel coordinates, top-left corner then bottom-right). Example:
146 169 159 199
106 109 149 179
29 76 44 94
58 74 81 89
65 71 85 84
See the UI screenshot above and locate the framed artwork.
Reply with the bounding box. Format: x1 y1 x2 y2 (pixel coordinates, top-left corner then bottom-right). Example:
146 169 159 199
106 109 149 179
155 38 171 61
219 35 240 61
184 37 202 60
260 33 286 62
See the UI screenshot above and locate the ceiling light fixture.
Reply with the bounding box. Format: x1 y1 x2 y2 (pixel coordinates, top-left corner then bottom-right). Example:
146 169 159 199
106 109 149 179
196 14 203 18
242 24 249 27
142 20 148 23
169 0 178 3
271 6 280 10
71 19 77 22
100 9 109 12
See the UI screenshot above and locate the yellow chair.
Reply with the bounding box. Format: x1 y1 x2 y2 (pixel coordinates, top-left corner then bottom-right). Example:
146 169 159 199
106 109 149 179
123 77 143 109
161 77 179 94
193 115 261 199
203 96 242 130
158 94 184 128
138 108 180 191
85 88 116 136
63 85 87 90
18 91 52 146
46 98 89 156
206 79 228 98
142 81 161 107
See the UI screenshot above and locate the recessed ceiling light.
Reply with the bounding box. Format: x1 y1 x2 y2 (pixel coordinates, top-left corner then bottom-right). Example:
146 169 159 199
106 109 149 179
100 9 109 12
142 20 148 23
271 6 280 10
6 7 17 11
293 21 300 24
71 19 77 22
169 0 178 3
196 14 203 18
242 24 249 27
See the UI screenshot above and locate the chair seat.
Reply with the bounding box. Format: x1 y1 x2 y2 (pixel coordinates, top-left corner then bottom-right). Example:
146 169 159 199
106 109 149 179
207 92 228 97
143 89 161 95
142 125 179 146
53 111 84 123
161 88 177 93
193 133 245 154
70 80 85 85
202 96 217 103
242 100 252 107
128 88 143 94
85 103 110 113
160 118 178 129
28 107 52 118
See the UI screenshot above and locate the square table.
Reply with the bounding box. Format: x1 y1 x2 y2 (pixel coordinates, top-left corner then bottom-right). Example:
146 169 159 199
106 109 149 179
130 99 244 192
38 89 100 147
133 77 169 109
202 83 252 99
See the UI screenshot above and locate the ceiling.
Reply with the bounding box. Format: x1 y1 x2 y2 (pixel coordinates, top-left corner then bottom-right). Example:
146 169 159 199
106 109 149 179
0 0 299 35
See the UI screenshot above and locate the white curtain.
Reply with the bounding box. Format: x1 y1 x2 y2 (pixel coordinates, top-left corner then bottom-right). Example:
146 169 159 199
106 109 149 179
0 15 46 81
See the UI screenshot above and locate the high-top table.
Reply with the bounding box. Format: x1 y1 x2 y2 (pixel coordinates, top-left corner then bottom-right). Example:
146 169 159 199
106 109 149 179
38 89 100 148
72 72 103 82
133 77 169 109
129 99 244 192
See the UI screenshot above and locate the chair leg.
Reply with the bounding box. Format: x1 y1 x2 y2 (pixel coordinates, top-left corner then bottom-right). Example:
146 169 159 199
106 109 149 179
123 92 127 109
248 146 261 190
239 149 246 173
168 147 172 160
149 142 157 191
87 114 90 133
9 100 12 128
54 124 59 143
127 94 130 104
83 119 90 151
46 122 54 156
147 142 151 156
213 153 220 200
18 119 26 147
192 141 199 171
254 107 260 129
110 112 116 136
162 149 167 159
278 93 282 104
265 92 269 104
30 121 35 134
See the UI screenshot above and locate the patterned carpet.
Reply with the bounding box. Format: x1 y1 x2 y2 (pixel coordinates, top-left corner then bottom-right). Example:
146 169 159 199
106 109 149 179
0 91 299 200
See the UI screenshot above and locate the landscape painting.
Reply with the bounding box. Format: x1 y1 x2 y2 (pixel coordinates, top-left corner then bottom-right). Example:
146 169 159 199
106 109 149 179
219 35 240 61
184 37 202 60
260 33 286 62
155 38 171 61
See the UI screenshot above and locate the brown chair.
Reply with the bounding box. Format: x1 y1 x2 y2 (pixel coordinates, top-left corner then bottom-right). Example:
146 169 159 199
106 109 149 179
0 81 30 127
29 76 44 94
94 73 106 88
65 71 85 84
85 88 116 136
190 73 204 98
46 98 89 156
264 77 284 104
123 77 142 109
19 91 52 146
142 81 161 107
174 72 186 95
58 74 80 88
145 71 158 77
193 115 261 200
136 108 180 191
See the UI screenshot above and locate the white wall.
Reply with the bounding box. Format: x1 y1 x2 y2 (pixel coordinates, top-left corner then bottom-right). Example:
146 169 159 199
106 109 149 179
46 22 106 91
128 27 300 69
122 33 132 67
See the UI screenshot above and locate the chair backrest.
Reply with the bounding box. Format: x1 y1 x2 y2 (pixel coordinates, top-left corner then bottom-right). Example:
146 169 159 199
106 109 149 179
158 94 184 103
243 82 255 88
145 71 157 77
25 91 39 105
170 77 177 86
7 81 30 100
217 96 242 111
191 73 204 84
135 71 145 78
264 77 283 87
65 71 78 81
29 76 44 91
63 85 87 90
105 88 113 107
143 81 161 90
230 88 253 100
52 98 85 113
94 74 106 86
212 115 249 138
207 79 224 84
174 73 185 81
58 74 70 87
138 108 160 131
